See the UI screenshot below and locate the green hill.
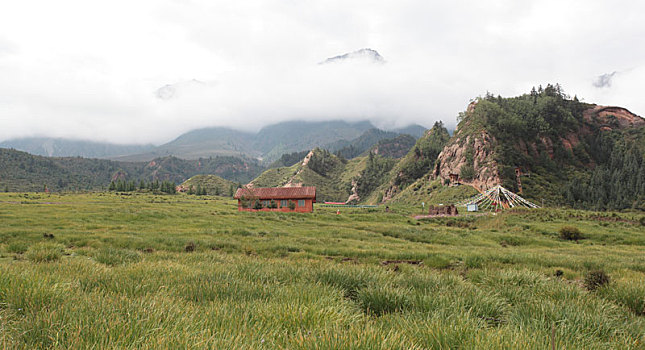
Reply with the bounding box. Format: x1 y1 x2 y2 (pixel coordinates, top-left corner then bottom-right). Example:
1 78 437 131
250 148 373 202
433 85 645 210
363 121 451 204
369 134 417 158
179 175 238 196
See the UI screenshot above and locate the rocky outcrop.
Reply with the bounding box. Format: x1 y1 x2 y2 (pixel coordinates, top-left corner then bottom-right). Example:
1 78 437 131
346 178 360 203
583 106 644 129
433 131 500 191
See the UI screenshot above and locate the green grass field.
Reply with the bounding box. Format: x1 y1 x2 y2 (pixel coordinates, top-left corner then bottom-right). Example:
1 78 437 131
0 192 644 349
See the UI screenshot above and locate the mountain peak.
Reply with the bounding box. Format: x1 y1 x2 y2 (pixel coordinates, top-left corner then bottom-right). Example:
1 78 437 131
320 48 385 65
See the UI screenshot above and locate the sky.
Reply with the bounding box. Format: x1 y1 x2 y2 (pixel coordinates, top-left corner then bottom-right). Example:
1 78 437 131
0 0 644 145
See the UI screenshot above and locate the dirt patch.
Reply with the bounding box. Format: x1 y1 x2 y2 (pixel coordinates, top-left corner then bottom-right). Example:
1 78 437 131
381 260 422 266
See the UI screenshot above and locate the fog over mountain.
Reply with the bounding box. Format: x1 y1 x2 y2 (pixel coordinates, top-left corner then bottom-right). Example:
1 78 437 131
1 0 644 145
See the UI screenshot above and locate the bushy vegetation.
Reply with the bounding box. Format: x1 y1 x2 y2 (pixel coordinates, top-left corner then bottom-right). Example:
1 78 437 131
0 193 643 348
393 121 450 188
181 174 238 197
353 152 396 200
565 133 645 210
268 150 310 168
332 128 411 159
584 270 610 291
307 148 343 176
108 179 177 194
559 226 583 241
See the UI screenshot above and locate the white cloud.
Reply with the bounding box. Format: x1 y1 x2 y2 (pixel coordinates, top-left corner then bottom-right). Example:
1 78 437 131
0 0 643 144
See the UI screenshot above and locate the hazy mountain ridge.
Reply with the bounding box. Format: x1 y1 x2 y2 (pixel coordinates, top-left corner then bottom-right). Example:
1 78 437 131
0 137 155 158
108 120 424 163
3 86 643 211
2 120 426 166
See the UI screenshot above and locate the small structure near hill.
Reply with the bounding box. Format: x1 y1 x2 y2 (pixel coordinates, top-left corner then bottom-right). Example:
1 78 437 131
458 185 539 211
427 204 458 216
234 186 316 212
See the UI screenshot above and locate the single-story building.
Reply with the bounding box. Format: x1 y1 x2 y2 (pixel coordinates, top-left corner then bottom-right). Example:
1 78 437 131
234 186 316 212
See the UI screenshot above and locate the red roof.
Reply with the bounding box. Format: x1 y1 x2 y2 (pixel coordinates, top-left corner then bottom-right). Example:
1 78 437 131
234 186 316 200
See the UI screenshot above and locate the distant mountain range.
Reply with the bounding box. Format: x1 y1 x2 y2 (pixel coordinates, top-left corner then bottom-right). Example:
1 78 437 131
4 85 637 211
1 120 427 164
0 137 155 159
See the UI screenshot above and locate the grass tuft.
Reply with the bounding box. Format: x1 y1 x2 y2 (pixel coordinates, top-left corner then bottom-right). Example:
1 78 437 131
25 243 64 263
94 247 141 266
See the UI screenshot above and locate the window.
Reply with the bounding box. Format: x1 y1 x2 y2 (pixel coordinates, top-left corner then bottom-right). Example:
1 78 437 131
281 200 288 207
298 200 305 207
263 200 270 207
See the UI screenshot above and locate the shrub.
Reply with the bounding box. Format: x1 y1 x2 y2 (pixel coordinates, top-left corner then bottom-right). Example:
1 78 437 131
559 226 583 241
584 270 610 291
460 164 475 180
185 242 196 252
25 243 64 263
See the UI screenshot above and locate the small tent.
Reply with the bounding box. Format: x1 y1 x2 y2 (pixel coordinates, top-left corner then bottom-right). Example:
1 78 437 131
458 185 539 211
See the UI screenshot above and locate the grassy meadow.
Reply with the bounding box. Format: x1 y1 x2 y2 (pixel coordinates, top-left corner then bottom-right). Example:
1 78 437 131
0 192 644 349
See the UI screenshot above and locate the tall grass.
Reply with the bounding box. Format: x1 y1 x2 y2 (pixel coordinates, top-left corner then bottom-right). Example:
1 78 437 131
0 192 643 348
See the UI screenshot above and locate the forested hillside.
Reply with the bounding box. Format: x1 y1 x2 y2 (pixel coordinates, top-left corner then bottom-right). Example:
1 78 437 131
0 148 262 192
434 85 645 210
363 121 451 203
